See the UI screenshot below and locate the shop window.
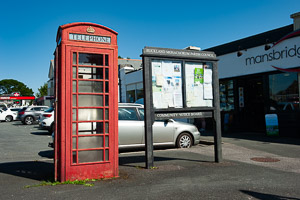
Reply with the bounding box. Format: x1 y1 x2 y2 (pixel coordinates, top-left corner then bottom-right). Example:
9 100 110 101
126 90 136 103
126 82 144 103
269 73 299 111
219 80 234 111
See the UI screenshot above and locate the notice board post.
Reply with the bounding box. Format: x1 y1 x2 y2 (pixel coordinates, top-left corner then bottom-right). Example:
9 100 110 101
141 47 222 168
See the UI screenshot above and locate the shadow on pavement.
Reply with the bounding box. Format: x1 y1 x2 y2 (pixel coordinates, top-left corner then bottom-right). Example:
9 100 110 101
38 150 54 159
0 161 54 181
30 131 51 136
240 190 300 200
119 155 213 168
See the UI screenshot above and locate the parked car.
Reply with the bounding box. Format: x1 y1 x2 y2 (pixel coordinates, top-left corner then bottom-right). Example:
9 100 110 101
39 107 54 133
18 106 49 125
49 103 201 149
118 103 200 149
0 108 18 122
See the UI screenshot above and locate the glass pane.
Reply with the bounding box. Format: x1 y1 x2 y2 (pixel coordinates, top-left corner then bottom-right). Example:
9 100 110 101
105 122 109 133
105 149 109 161
78 67 103 79
105 82 109 93
127 90 136 103
269 73 299 110
105 95 109 106
73 95 77 106
72 123 77 135
78 109 103 121
73 67 77 78
78 122 103 135
78 95 103 107
138 108 144 120
105 109 109 120
72 151 77 164
118 107 138 120
72 109 77 121
73 52 77 65
105 136 109 147
105 55 109 66
73 81 77 93
78 150 103 163
72 137 76 149
105 68 109 80
78 81 103 93
79 53 103 66
78 136 103 149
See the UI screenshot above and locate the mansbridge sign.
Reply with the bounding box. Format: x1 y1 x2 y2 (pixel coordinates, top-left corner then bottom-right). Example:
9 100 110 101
218 35 300 79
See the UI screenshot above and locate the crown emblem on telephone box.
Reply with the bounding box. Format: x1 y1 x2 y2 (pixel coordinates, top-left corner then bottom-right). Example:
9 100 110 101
87 26 95 33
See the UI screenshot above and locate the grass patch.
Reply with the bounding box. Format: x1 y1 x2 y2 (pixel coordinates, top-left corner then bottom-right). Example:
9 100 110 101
25 179 97 188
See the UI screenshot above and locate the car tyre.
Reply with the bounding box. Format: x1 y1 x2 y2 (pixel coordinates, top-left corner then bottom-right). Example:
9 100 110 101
176 132 193 148
5 115 13 122
24 116 34 125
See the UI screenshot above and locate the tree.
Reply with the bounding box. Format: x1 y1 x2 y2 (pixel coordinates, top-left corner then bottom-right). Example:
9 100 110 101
36 83 48 98
0 79 34 96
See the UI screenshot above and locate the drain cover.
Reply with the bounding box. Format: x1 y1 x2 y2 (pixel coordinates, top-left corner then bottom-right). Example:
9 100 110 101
251 157 280 162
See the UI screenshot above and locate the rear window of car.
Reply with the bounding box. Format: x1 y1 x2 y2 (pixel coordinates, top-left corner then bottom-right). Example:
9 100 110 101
44 107 54 112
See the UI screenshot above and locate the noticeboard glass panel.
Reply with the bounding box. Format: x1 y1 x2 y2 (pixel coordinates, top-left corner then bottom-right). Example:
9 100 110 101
185 62 213 107
151 60 183 109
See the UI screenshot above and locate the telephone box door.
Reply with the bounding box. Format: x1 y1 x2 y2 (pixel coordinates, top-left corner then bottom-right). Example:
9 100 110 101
60 46 118 180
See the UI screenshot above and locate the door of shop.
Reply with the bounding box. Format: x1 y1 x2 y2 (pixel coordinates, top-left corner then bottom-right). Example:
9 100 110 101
237 76 266 132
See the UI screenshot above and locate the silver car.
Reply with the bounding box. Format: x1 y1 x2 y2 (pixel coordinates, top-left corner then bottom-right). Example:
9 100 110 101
19 106 49 125
118 103 200 149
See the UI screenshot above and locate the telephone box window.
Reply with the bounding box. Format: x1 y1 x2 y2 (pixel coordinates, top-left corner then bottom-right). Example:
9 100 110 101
105 68 109 80
73 53 77 65
73 95 77 106
105 95 109 106
78 95 103 107
78 81 103 93
72 109 77 121
73 67 77 78
79 53 103 66
77 122 103 134
78 136 104 149
105 82 109 93
105 136 109 147
78 108 103 121
105 55 109 66
78 150 103 163
72 123 77 135
105 109 109 120
105 149 109 161
72 138 77 150
73 81 77 93
78 67 103 79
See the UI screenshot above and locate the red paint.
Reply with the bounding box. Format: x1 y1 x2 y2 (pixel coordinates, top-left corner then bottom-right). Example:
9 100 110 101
0 96 35 100
54 22 118 182
271 65 300 72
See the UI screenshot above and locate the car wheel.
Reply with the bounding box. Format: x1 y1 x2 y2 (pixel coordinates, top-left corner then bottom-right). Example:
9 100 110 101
5 115 13 122
24 116 34 125
176 132 193 148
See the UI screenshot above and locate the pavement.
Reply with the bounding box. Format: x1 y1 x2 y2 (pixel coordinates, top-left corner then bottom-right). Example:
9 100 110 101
1 123 300 199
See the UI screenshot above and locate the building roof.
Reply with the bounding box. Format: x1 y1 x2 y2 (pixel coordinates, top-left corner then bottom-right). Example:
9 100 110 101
205 24 293 56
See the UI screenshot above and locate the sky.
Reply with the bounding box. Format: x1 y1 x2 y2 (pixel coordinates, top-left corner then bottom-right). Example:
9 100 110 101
0 0 299 95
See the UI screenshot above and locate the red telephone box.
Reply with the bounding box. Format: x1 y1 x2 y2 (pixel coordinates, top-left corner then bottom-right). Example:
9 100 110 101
54 22 118 181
